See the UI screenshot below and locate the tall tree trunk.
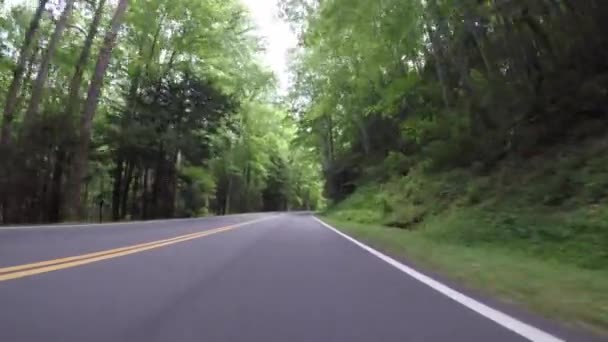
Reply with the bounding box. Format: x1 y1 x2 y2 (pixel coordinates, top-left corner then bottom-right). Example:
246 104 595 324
428 34 450 108
82 177 89 220
166 158 177 218
129 166 141 218
0 41 41 223
326 114 335 163
64 0 129 220
225 176 232 215
244 163 251 211
460 3 494 77
424 0 451 108
355 116 371 155
38 151 54 222
22 0 75 129
15 43 41 114
1 0 48 145
111 155 124 221
65 0 107 119
145 14 166 77
142 167 149 220
48 148 66 222
120 160 134 219
151 149 163 218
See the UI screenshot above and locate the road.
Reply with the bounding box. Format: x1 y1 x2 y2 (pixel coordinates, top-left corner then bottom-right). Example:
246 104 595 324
0 213 599 341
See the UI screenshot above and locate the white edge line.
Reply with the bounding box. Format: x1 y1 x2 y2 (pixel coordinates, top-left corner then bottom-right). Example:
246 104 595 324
312 216 565 342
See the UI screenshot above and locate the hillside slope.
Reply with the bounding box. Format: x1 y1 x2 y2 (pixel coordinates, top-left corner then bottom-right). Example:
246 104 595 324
325 135 608 333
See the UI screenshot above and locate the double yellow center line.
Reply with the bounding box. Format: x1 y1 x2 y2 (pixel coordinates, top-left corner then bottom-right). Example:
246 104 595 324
0 217 271 282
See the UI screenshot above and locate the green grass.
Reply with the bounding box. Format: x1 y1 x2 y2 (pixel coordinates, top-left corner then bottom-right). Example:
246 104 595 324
322 216 608 334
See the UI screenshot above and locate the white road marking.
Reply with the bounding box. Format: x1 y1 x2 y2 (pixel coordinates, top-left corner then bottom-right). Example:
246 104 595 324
312 216 565 342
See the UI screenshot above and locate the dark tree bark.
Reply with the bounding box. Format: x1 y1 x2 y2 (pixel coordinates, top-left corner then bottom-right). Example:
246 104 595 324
65 0 107 119
14 43 41 115
22 0 76 129
142 167 149 220
151 153 176 219
48 148 67 222
145 14 166 77
120 160 134 219
129 166 142 218
111 156 124 221
151 149 163 218
44 0 106 223
64 0 129 220
326 114 334 163
1 0 48 145
425 0 451 108
167 153 178 217
225 175 232 215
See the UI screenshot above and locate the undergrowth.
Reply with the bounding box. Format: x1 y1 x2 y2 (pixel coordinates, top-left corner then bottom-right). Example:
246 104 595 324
328 135 608 270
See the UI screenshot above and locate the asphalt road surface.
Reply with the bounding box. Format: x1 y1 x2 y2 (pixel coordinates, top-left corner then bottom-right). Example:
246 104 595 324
0 213 601 341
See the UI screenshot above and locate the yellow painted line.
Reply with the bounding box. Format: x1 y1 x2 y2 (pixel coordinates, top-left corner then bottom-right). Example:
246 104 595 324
0 230 216 274
0 217 272 282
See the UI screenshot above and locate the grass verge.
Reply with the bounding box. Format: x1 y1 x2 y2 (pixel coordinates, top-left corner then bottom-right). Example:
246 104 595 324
322 216 608 335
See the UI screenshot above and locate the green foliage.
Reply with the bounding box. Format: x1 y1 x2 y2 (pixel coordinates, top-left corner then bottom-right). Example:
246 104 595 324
0 0 325 223
283 5 608 325
326 136 608 270
286 0 608 201
177 166 216 217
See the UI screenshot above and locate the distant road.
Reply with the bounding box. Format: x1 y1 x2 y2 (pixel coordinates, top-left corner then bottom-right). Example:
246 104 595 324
0 213 600 341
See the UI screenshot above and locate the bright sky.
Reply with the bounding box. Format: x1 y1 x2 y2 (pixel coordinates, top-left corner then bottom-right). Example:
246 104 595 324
241 0 297 93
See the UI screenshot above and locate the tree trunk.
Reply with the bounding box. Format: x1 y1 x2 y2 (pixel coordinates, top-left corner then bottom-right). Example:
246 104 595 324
1 0 48 145
0 40 39 222
82 177 89 220
111 156 124 221
120 160 134 219
167 153 178 218
424 0 451 109
429 35 450 108
326 114 335 163
225 175 232 215
37 151 53 223
151 149 163 218
64 0 129 220
145 14 166 77
142 167 149 220
129 166 141 218
355 116 371 155
244 163 250 211
22 0 75 129
65 0 106 119
15 43 41 115
48 148 66 222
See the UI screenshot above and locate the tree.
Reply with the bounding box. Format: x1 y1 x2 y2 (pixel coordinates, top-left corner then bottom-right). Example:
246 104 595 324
285 0 608 200
65 0 106 119
0 0 325 224
1 0 48 145
64 0 129 219
22 0 75 129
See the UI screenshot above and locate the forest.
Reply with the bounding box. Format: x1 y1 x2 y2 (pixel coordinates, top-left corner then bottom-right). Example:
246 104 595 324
280 0 608 331
1 0 608 332
280 0 608 264
0 0 323 224
281 0 608 333
283 0 608 203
